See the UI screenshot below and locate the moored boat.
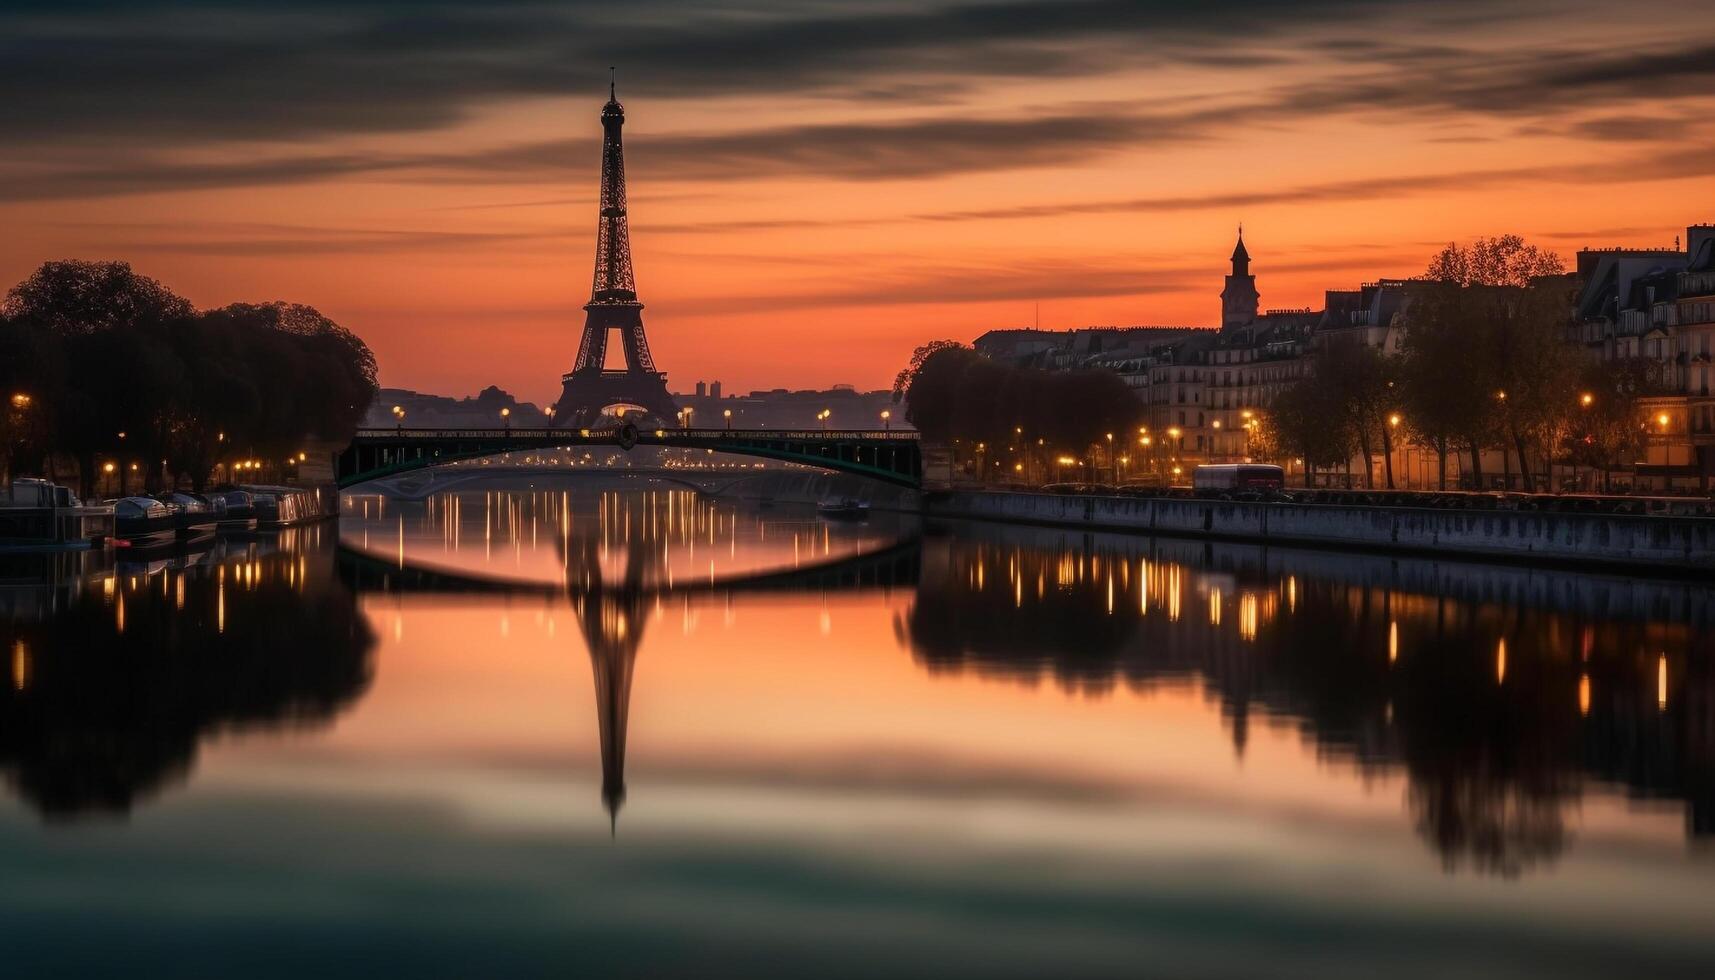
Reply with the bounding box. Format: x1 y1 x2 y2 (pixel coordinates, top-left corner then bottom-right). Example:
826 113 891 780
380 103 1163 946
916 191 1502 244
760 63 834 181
817 497 871 521
0 479 115 550
112 496 178 549
154 492 220 541
217 490 259 532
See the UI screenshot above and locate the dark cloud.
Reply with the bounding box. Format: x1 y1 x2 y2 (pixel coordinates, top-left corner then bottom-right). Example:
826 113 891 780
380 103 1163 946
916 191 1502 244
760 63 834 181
638 146 1715 234
71 222 572 256
8 0 1693 149
1 0 1710 200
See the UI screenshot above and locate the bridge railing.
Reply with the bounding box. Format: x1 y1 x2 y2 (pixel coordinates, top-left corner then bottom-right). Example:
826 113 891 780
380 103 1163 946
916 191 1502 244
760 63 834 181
351 427 919 441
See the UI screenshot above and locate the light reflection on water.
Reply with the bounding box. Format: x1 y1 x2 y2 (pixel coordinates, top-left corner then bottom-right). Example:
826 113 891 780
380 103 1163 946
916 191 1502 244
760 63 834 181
1 479 1714 978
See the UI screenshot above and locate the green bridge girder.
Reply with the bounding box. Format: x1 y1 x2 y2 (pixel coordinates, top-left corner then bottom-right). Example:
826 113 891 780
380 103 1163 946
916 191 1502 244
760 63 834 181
333 426 922 489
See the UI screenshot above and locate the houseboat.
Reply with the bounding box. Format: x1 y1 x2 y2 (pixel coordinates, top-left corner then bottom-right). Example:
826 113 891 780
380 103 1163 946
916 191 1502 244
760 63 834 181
112 496 179 549
0 479 114 550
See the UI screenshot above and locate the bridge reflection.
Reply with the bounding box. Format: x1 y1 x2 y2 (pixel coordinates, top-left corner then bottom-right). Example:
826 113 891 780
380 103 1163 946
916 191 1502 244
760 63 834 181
339 521 919 829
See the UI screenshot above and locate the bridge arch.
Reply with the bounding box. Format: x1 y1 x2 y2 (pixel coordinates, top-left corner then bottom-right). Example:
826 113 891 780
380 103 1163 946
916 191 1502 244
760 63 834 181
333 427 922 490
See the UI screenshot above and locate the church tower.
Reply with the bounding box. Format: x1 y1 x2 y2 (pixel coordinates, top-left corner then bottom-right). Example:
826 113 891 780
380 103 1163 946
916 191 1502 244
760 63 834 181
1220 227 1259 332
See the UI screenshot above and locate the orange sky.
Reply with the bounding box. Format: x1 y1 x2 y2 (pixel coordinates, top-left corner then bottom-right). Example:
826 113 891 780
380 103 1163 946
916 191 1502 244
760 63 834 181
3 1 1713 402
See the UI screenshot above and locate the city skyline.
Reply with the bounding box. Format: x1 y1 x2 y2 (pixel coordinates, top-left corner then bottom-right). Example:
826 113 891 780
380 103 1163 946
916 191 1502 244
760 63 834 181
3 1 1714 403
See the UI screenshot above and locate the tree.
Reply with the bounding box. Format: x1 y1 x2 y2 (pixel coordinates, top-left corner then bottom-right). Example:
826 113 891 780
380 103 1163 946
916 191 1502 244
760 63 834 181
1415 237 1574 490
897 344 1145 483
1424 235 1565 289
1563 359 1660 491
1 260 193 336
1270 377 1353 487
0 261 378 494
892 340 965 405
1317 337 1397 489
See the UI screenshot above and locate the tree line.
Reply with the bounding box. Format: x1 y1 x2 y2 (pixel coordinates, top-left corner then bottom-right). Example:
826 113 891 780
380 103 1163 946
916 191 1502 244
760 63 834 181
1268 236 1663 490
894 341 1146 479
0 260 378 496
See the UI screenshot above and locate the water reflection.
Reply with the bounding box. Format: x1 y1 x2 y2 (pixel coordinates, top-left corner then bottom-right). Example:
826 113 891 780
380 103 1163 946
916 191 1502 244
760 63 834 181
3 485 1712 882
341 484 918 828
908 523 1715 876
0 525 374 819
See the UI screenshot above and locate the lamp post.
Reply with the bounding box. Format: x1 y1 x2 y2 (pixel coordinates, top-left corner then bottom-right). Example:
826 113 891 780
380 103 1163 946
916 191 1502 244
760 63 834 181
1106 432 1115 483
683 406 694 430
880 409 891 431
500 406 511 432
1382 412 1401 489
724 408 733 431
392 405 405 433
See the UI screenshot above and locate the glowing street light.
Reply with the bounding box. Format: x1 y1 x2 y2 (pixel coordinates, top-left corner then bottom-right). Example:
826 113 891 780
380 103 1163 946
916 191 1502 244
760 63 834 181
881 409 892 430
1657 412 1671 429
1388 413 1401 428
1580 392 1594 408
723 408 733 430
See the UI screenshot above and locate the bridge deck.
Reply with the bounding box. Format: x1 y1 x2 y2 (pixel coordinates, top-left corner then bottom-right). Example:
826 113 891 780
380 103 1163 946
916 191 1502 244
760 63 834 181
336 427 922 489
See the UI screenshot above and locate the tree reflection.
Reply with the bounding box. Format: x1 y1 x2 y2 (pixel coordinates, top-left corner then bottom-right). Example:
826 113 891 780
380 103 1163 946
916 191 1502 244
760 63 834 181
904 530 1715 876
0 535 374 820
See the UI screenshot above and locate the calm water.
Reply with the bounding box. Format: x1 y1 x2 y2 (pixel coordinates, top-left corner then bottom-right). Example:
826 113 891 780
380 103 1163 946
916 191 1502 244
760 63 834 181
3 475 1714 978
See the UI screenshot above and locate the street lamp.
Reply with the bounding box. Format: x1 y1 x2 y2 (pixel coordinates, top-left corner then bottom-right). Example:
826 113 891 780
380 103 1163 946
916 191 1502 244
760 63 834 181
500 406 511 431
1580 392 1594 408
881 409 891 430
723 408 733 430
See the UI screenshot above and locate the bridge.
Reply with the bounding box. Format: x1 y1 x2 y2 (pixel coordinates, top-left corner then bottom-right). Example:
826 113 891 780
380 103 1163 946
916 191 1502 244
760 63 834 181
333 426 922 490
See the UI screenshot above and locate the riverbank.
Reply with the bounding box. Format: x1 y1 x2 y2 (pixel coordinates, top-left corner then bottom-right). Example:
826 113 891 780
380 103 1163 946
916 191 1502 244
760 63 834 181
923 489 1715 574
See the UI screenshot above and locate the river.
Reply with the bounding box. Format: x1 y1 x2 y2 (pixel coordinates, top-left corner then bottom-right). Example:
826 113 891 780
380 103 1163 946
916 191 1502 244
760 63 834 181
2 475 1712 977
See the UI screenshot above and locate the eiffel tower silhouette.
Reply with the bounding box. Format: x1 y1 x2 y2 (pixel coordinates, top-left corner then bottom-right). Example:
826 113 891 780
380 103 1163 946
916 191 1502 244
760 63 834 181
552 72 679 428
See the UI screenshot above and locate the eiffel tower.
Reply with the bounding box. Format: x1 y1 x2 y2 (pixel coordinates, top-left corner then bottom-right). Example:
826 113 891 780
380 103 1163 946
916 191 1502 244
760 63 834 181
552 73 679 428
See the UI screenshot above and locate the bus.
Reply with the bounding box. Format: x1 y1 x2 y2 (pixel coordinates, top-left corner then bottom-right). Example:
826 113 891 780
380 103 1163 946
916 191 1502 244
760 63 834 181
1192 464 1285 492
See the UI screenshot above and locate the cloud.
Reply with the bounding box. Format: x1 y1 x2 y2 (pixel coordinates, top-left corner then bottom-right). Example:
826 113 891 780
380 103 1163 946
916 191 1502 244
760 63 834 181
7 0 1699 150
638 146 1715 234
77 222 573 257
1 0 1710 202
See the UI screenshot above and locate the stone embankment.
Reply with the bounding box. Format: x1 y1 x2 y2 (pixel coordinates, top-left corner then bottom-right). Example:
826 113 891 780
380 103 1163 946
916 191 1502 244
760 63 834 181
925 490 1715 573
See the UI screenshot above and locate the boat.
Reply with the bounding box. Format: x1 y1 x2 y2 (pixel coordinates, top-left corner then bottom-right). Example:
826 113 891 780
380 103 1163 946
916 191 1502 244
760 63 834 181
216 489 259 532
0 479 115 550
153 492 220 541
817 497 871 521
112 496 178 549
241 484 333 528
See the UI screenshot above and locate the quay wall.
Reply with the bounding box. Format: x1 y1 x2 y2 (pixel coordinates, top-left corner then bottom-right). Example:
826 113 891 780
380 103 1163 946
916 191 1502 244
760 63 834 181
924 490 1715 573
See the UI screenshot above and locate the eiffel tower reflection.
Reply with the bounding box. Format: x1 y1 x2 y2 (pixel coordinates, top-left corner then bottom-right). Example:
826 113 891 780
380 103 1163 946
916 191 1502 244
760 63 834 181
336 490 921 832
560 524 655 833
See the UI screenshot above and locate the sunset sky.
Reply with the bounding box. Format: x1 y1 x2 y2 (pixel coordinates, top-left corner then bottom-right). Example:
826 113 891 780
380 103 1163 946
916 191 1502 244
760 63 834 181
4 1 1714 402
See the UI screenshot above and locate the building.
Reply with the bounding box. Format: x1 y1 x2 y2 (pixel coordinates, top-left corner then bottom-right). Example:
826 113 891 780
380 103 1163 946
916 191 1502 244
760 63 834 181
1626 226 1715 487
